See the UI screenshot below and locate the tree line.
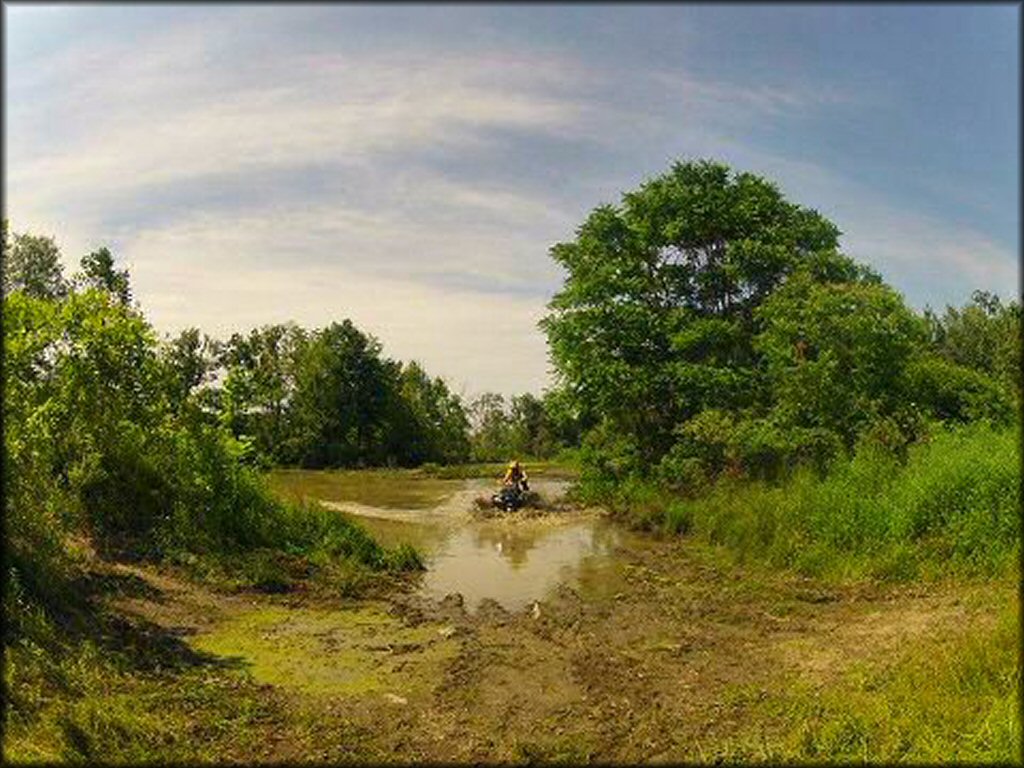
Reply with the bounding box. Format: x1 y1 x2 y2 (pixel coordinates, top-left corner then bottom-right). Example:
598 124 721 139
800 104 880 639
1 221 576 472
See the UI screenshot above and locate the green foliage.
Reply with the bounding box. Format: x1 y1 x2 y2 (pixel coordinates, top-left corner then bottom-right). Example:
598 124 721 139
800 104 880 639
903 354 1015 425
926 289 1021 398
161 326 221 416
3 252 422 642
636 423 1020 580
214 322 472 469
467 388 587 462
755 275 926 447
2 224 69 300
285 320 394 466
75 247 131 305
394 360 471 466
543 159 1020 495
468 392 513 461
542 159 874 471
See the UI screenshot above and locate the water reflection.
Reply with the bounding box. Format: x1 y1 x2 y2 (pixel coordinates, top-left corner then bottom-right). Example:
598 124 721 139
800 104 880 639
421 519 620 610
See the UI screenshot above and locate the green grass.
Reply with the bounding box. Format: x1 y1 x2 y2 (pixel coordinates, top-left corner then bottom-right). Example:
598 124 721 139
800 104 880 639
3 612 378 763
3 575 285 763
711 590 1021 763
595 422 1020 581
160 497 423 596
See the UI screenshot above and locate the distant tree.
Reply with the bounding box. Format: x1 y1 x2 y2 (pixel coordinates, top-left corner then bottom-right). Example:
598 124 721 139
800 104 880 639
509 393 548 457
212 321 472 468
220 323 306 463
162 327 221 417
2 228 69 300
468 393 512 461
287 321 394 467
541 386 591 450
76 247 131 305
396 361 471 465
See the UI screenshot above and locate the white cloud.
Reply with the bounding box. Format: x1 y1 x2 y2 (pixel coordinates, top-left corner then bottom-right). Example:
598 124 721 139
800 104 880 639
839 208 1018 307
648 69 859 118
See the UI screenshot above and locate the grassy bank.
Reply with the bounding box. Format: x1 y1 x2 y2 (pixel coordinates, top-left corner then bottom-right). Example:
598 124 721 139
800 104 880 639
4 587 279 763
417 458 580 480
5 481 422 761
3 562 392 763
580 422 1020 582
716 590 1020 762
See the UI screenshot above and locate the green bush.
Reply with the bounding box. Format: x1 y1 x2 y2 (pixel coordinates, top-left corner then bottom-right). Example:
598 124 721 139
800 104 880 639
901 355 1015 425
3 286 422 636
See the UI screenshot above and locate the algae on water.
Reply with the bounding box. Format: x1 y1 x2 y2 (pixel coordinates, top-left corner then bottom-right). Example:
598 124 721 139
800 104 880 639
192 604 458 699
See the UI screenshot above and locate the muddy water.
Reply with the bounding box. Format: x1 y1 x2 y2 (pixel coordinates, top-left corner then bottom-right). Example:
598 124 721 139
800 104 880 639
267 471 621 611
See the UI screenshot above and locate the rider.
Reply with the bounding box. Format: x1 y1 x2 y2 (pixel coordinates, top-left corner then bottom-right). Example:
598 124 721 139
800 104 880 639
502 460 529 492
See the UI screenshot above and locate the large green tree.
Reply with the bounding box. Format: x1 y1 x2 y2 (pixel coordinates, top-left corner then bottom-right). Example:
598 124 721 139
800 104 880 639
541 159 870 466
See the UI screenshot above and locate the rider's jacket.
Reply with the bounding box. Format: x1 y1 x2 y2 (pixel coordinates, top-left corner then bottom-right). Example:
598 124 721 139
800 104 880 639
503 464 526 485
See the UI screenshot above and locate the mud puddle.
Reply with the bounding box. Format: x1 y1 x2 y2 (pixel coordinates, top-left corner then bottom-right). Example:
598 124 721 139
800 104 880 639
268 473 621 612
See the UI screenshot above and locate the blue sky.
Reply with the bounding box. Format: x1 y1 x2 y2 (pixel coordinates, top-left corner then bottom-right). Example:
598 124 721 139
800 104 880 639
5 4 1019 396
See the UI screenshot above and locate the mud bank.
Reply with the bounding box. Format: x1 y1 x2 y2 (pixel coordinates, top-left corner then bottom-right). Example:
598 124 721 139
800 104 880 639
108 524 1014 763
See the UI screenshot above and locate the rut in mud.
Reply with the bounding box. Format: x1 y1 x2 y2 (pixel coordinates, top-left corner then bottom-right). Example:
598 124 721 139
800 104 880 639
105 476 1012 763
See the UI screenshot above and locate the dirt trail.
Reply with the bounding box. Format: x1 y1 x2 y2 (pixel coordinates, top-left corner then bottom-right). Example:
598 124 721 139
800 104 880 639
106 525 1008 763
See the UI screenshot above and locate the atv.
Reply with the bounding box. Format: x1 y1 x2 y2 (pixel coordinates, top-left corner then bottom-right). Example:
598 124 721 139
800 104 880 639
491 482 531 512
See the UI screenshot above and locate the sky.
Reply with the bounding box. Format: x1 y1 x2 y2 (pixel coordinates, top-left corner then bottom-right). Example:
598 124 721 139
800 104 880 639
4 4 1019 397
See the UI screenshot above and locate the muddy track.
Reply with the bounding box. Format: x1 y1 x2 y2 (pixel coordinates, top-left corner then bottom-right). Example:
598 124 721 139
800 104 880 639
105 527 1010 763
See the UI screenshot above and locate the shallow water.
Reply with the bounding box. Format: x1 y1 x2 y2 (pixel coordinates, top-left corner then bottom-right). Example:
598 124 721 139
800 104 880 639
266 471 621 611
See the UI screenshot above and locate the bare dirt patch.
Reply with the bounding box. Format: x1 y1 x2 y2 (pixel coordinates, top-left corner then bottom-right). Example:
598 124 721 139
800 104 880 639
100 533 1013 763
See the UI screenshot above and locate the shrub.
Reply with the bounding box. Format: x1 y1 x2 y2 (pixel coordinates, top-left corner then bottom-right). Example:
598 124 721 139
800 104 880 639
901 355 1015 425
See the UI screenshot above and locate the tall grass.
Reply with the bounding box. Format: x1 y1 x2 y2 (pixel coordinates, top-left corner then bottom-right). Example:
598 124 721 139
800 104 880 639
597 422 1020 580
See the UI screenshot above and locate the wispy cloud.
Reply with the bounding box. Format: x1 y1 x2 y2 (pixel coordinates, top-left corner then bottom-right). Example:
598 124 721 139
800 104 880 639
9 44 587 213
647 69 859 117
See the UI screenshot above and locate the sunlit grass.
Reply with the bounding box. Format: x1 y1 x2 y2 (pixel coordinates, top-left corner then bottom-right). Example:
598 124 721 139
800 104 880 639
609 422 1020 581
712 588 1021 763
